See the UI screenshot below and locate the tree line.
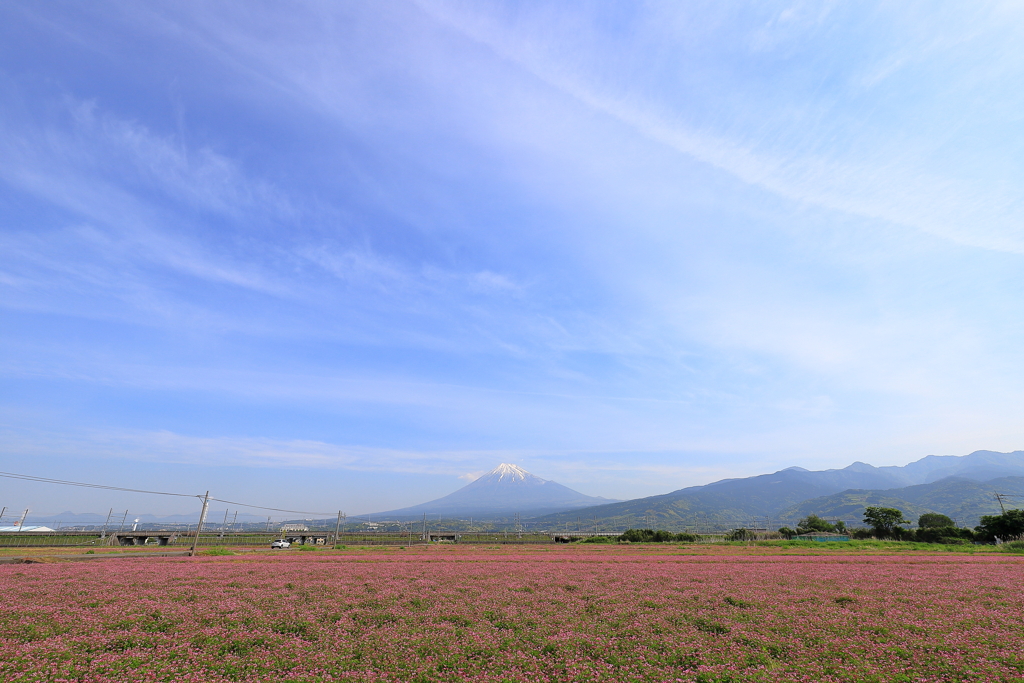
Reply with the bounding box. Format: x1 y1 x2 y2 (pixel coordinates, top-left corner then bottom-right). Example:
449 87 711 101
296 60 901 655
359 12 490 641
777 508 1024 544
595 508 1024 544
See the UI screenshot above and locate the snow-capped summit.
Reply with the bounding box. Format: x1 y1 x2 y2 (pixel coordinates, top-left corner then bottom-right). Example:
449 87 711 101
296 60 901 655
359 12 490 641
481 463 531 483
369 463 617 518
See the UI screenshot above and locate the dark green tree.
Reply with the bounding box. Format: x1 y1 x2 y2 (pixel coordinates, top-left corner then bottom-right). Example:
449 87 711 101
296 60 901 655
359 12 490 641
796 515 836 534
975 510 1024 543
777 526 797 539
619 528 655 543
918 513 954 529
617 529 695 543
863 507 909 539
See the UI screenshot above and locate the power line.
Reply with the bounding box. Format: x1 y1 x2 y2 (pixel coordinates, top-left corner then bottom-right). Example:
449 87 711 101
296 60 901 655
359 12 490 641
0 471 201 498
0 470 335 517
208 497 334 516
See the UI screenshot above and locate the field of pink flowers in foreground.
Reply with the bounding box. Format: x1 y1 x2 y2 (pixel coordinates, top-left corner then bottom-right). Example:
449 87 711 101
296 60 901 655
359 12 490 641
2 546 1024 683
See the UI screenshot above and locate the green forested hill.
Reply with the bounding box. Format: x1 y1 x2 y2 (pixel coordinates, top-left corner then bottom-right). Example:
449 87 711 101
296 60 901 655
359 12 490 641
529 457 1024 532
775 476 1024 527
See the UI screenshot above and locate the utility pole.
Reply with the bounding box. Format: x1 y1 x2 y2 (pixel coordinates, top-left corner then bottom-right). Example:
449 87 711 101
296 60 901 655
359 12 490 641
189 492 210 557
266 516 272 533
116 510 129 535
219 510 229 538
422 513 426 542
995 492 1007 514
17 508 29 530
0 507 6 525
100 508 113 538
230 511 237 532
333 511 342 547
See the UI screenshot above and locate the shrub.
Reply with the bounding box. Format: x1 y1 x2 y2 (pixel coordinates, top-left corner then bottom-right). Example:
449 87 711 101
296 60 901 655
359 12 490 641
918 512 955 529
619 529 657 543
617 529 697 543
913 526 974 544
796 515 836 534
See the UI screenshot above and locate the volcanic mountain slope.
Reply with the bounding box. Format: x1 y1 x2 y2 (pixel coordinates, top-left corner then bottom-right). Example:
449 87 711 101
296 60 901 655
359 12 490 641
531 450 1024 530
369 464 618 519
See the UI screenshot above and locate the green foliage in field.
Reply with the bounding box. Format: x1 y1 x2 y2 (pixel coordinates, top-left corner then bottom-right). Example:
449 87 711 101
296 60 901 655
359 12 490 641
912 526 973 544
201 547 235 556
619 529 697 543
796 515 846 534
578 536 614 544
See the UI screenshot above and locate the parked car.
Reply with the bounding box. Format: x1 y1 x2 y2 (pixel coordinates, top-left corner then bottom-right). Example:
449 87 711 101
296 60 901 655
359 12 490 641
271 539 291 549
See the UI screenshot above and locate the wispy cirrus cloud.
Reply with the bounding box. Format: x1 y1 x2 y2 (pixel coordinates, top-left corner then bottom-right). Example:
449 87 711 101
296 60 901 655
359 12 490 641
0 93 528 340
417 1 1024 255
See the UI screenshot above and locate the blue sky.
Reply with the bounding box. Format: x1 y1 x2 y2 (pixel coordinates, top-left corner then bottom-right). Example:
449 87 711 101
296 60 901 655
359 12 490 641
2 2 1024 517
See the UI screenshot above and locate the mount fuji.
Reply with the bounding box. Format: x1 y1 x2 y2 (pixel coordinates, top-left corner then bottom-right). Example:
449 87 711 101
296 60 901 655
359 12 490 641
368 464 618 518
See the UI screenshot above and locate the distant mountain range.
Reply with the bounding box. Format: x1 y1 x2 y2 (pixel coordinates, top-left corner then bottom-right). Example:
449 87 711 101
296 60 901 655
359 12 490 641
532 450 1024 530
12 450 1024 532
367 463 619 519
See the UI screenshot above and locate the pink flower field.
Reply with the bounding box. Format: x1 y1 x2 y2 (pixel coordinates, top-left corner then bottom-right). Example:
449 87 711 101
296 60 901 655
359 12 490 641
2 547 1023 682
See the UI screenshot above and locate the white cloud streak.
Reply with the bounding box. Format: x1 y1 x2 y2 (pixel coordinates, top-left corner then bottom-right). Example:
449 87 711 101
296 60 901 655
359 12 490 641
417 1 1024 255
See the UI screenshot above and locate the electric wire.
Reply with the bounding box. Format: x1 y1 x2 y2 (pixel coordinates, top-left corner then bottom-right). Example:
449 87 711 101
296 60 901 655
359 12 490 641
0 471 336 517
209 497 334 516
0 470 202 498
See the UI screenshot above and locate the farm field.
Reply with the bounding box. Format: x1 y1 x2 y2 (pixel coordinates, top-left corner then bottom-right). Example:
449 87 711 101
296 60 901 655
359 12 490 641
2 546 1024 682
